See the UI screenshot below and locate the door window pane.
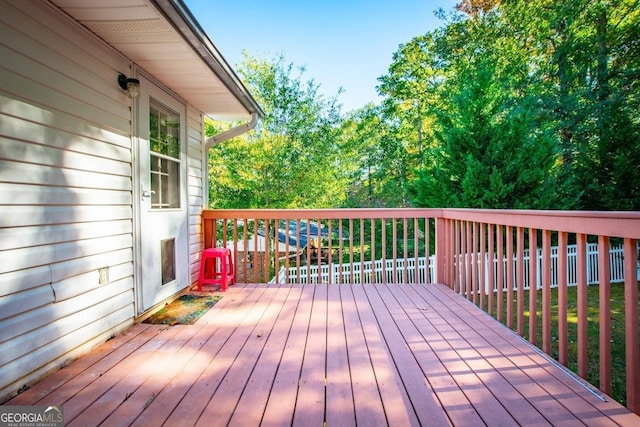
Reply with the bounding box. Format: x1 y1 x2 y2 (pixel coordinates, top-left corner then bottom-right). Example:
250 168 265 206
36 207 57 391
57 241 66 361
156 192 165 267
149 100 180 209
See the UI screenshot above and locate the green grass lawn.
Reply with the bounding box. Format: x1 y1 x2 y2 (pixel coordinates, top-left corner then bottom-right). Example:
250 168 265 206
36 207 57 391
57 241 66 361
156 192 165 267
482 282 639 407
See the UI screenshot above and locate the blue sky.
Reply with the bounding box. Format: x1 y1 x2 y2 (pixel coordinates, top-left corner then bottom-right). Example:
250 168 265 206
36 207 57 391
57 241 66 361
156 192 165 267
183 1 459 112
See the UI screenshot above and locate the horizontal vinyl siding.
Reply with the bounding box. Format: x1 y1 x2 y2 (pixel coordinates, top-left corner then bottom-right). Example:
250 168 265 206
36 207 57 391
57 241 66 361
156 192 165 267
0 278 133 367
0 304 133 394
187 106 205 285
0 0 135 401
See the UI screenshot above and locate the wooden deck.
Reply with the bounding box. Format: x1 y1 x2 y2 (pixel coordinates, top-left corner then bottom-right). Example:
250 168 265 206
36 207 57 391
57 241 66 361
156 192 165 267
8 283 640 426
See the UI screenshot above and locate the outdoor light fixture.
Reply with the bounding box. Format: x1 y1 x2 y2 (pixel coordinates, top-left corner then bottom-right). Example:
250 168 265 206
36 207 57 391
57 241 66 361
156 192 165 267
118 73 140 99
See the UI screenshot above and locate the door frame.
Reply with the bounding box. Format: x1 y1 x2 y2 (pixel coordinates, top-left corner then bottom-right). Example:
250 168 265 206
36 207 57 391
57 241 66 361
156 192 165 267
132 72 191 316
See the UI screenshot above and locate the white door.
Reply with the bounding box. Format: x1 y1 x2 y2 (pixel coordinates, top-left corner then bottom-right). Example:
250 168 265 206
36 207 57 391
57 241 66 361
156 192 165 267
135 77 190 314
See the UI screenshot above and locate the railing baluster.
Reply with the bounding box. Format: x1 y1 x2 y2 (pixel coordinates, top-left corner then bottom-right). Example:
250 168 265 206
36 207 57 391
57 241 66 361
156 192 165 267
443 217 450 285
360 219 365 284
316 217 322 284
458 219 463 289
336 219 341 284
414 218 420 283
453 220 462 293
370 218 376 284
429 217 435 284
251 218 258 283
203 215 212 249
480 222 486 311
328 220 334 283
529 228 538 345
392 218 397 284
487 223 494 316
464 221 469 297
273 219 278 282
577 233 588 379
598 235 611 396
542 230 551 355
461 221 467 296
295 218 301 283
338 219 343 283
222 219 228 251
506 226 514 330
382 218 387 284
282 218 287 284
242 218 248 282
517 227 525 336
466 221 472 300
305 218 311 278
497 225 504 323
472 221 478 304
232 218 238 282
264 219 270 284
215 218 221 249
403 218 409 284
348 219 354 284
558 231 569 366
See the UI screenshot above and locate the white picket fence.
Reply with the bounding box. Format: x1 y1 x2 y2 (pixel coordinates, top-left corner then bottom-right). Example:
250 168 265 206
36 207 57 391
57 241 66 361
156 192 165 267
473 243 633 292
272 256 434 284
271 243 639 288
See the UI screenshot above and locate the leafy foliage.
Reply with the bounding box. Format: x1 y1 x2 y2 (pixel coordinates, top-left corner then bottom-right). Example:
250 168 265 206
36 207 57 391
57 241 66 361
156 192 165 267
340 104 413 207
207 2 639 211
378 0 639 210
207 53 347 208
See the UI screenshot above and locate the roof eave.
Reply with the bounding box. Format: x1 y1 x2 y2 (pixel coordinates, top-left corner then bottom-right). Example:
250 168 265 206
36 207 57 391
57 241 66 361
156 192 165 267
151 0 264 119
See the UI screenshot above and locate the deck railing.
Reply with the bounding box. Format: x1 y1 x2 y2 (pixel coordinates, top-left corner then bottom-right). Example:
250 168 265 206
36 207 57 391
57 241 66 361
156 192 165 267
202 208 640 415
203 209 438 285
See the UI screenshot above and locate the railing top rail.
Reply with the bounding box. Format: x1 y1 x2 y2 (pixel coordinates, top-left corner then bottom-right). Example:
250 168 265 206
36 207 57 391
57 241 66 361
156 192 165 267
203 208 640 239
442 208 640 219
203 208 443 220
441 209 640 239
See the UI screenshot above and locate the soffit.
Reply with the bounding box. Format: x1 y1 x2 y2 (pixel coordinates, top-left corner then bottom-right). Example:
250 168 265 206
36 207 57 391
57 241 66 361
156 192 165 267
49 0 258 120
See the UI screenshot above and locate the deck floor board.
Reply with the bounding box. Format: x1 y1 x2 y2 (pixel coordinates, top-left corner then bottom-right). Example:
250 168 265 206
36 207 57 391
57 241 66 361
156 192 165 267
260 284 315 426
325 283 356 427
227 285 303 427
7 283 640 426
339 284 389 426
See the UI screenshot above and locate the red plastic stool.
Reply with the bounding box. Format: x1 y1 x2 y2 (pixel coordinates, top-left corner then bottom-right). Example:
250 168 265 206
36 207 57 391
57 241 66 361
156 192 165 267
198 248 235 291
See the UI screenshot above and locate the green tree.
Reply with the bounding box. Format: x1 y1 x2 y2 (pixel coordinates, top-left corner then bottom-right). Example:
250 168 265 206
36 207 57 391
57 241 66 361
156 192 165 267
381 0 640 210
340 104 413 207
207 53 347 208
503 0 640 210
574 0 640 210
381 6 561 208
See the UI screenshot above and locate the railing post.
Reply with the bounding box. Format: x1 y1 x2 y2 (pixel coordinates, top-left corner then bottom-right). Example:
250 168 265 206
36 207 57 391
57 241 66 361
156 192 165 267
435 217 447 285
202 211 213 249
624 238 639 414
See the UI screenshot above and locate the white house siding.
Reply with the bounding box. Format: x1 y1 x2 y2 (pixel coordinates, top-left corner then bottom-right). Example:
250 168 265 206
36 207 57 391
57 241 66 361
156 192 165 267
0 1 136 401
187 107 206 285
